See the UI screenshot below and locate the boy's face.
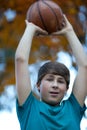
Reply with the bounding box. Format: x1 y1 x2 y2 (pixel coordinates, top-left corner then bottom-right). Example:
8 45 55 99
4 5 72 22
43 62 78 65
37 74 68 106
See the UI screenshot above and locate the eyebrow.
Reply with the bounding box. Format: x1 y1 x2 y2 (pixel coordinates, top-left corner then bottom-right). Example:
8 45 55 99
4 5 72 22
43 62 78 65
46 74 55 77
47 74 64 79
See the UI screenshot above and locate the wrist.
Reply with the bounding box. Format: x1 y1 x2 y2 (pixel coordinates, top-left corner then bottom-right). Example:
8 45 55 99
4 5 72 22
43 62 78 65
26 23 36 36
65 28 74 37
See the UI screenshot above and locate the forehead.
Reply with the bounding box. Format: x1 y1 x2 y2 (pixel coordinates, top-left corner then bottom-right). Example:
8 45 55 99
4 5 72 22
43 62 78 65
43 73 65 79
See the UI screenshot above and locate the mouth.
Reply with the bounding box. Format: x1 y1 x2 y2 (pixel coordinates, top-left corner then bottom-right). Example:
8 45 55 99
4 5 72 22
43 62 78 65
49 91 59 96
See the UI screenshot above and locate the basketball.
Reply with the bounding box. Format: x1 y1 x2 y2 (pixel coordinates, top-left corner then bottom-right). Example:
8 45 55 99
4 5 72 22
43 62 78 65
26 0 65 34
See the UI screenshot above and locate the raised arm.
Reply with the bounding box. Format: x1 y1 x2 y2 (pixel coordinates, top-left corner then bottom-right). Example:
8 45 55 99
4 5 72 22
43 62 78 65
15 21 47 105
65 19 87 107
52 16 87 106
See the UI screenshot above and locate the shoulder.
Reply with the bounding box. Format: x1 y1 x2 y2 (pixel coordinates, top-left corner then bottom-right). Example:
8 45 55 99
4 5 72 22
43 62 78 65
68 93 86 114
16 92 34 108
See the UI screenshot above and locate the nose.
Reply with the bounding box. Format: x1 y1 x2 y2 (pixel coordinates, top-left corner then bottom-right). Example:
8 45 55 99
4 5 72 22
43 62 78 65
52 80 58 89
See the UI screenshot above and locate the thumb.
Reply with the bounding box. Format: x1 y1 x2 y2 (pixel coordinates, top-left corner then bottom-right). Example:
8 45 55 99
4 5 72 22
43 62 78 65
35 27 48 36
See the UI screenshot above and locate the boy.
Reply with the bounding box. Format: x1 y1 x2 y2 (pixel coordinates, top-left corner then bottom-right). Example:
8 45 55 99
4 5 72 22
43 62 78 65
15 16 87 130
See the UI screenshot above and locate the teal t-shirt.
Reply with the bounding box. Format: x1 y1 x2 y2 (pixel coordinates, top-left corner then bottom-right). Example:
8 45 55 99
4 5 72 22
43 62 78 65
16 92 86 130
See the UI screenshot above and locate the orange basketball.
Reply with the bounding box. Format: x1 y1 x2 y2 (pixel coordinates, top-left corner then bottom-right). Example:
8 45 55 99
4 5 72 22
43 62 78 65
26 0 65 34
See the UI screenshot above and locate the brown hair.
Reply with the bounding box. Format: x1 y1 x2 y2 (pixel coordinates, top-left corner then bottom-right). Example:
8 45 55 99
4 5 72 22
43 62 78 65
37 61 70 88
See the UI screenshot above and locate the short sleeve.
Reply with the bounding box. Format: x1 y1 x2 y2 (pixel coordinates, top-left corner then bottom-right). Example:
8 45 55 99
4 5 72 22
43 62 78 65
16 92 34 123
69 93 86 117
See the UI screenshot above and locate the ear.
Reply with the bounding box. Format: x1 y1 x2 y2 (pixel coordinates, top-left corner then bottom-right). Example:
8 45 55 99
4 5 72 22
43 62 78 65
36 83 40 92
66 85 69 90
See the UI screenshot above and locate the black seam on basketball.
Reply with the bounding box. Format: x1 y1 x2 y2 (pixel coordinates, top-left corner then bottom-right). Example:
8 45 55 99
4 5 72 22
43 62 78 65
43 1 60 28
37 1 49 32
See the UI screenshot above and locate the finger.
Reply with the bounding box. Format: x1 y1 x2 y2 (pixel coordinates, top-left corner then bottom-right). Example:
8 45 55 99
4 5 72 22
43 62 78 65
40 30 48 35
37 27 48 34
63 15 68 21
51 30 63 35
35 31 48 37
63 15 70 25
36 28 48 36
25 20 28 25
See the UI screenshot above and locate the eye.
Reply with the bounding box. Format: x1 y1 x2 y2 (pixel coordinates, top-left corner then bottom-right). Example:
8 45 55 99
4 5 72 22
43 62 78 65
46 78 53 81
58 79 65 84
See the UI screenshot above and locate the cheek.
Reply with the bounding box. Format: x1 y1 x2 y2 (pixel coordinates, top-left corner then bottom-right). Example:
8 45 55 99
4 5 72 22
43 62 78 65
40 82 49 95
40 85 47 94
60 85 67 93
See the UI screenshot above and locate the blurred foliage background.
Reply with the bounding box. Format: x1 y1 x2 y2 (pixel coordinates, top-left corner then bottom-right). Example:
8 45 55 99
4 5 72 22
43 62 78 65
0 0 87 94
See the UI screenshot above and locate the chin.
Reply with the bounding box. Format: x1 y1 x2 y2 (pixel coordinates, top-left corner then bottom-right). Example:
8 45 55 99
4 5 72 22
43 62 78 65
49 102 59 106
45 100 60 106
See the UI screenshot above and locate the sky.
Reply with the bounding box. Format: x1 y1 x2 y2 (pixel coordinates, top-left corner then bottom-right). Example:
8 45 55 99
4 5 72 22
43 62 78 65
0 108 20 130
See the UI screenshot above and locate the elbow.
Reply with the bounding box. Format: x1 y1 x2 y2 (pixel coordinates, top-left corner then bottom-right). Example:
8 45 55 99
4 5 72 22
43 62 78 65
78 61 87 72
80 58 87 68
85 64 87 70
81 63 87 71
84 57 87 67
83 61 87 68
82 63 87 70
15 52 26 63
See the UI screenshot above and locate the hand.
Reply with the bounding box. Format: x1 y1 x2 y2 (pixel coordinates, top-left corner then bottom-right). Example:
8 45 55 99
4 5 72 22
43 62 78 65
52 15 73 36
25 20 48 36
